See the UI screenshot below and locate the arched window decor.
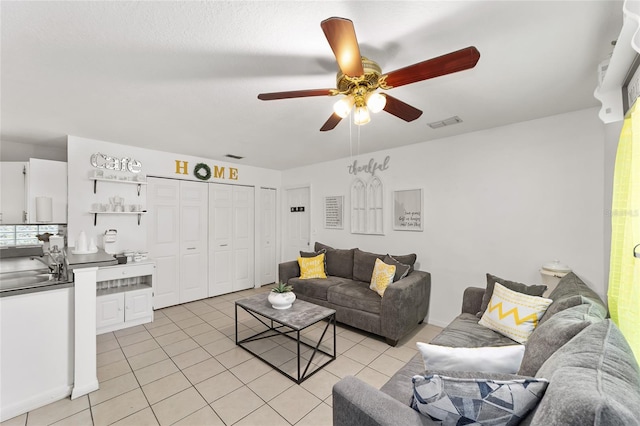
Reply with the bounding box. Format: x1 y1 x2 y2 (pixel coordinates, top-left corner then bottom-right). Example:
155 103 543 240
351 178 366 234
367 177 384 234
350 176 384 235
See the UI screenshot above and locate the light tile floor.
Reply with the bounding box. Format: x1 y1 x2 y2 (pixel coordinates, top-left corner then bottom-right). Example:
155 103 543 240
2 285 442 426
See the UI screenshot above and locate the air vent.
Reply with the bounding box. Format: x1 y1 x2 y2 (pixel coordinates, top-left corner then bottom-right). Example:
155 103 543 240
225 154 244 160
427 116 463 129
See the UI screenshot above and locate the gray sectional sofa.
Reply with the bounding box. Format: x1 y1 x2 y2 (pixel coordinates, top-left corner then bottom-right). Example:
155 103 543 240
278 242 431 346
333 272 640 425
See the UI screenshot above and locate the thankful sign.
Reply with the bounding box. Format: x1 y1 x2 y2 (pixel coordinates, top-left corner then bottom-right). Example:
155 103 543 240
347 156 390 176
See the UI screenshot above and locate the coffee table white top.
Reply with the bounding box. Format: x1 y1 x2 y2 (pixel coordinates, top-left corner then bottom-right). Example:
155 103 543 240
235 293 335 330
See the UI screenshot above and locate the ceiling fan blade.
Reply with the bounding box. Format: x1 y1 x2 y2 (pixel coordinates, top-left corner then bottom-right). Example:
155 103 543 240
384 46 480 88
321 17 364 77
382 94 423 122
320 113 343 131
258 89 334 101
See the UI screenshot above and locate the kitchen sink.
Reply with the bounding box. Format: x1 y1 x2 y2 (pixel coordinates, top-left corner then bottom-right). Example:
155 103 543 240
0 272 70 293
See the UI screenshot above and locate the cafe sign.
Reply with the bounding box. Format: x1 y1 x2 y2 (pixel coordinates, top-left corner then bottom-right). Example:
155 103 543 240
90 152 142 173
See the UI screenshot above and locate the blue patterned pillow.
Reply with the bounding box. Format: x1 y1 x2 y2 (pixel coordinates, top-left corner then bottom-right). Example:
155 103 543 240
411 374 548 425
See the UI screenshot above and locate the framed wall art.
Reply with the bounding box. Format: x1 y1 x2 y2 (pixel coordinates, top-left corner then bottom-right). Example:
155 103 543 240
393 188 423 231
324 195 344 229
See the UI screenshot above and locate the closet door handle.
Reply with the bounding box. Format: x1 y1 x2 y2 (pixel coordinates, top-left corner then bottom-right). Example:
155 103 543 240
186 247 196 250
219 244 228 247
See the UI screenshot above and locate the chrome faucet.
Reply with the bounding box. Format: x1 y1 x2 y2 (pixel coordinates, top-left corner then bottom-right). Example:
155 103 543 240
30 254 54 271
30 247 65 280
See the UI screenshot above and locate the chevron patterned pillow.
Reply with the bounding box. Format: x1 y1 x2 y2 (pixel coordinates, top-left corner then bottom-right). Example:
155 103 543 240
479 282 552 343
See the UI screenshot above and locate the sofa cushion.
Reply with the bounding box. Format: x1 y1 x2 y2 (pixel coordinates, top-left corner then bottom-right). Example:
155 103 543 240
477 274 547 318
369 258 396 297
380 353 533 407
478 283 552 344
430 313 519 348
297 254 327 279
314 242 355 279
327 281 382 315
290 276 351 301
300 248 327 273
383 255 411 282
390 253 417 274
538 272 608 326
416 342 525 374
526 320 640 425
411 374 548 424
518 303 603 376
353 248 385 282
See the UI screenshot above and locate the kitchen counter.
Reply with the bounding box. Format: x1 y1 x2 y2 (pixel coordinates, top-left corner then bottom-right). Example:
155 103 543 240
66 248 117 270
0 257 72 298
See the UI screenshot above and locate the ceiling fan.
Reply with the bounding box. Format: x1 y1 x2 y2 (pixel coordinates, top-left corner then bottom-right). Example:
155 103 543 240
258 17 480 131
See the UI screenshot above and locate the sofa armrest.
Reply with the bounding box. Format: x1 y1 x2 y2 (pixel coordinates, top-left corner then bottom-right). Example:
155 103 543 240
278 260 300 284
461 286 485 315
381 270 431 344
333 376 435 426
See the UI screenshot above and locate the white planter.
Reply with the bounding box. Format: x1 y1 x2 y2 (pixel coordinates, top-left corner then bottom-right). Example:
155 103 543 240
268 291 296 310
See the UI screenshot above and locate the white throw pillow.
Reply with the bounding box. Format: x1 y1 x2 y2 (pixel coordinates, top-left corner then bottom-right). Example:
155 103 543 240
416 342 525 374
479 282 553 343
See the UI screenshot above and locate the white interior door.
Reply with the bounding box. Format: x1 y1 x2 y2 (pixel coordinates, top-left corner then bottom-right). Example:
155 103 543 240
209 184 233 297
232 186 254 291
179 181 208 303
260 188 276 286
283 186 310 261
147 178 180 309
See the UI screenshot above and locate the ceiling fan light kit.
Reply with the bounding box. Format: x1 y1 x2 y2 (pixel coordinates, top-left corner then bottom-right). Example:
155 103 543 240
257 17 480 132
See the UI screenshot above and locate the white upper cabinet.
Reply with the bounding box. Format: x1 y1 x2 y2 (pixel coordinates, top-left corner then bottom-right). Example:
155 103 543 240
0 162 28 224
28 158 67 224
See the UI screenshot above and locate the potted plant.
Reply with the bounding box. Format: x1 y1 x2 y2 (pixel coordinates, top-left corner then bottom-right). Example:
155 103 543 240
268 282 296 310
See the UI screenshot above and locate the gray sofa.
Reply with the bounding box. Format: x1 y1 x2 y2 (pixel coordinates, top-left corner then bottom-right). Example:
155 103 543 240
278 242 431 346
333 272 640 425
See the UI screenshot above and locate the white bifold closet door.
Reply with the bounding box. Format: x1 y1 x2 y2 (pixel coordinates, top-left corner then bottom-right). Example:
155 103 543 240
179 180 209 303
148 178 208 309
208 184 255 297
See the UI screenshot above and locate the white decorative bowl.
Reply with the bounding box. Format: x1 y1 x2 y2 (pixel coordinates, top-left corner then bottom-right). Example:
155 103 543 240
268 291 296 310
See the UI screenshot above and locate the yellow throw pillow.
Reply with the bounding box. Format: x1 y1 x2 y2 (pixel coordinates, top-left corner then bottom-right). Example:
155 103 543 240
479 282 552 343
298 253 327 279
369 258 396 297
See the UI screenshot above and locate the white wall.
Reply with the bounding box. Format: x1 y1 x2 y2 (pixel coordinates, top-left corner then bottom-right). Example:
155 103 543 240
0 140 67 162
67 136 281 258
282 107 606 327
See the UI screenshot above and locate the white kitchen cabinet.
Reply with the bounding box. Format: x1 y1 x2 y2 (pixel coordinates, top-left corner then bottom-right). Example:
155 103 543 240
0 162 28 224
0 159 67 225
95 262 155 334
28 158 67 224
96 293 125 329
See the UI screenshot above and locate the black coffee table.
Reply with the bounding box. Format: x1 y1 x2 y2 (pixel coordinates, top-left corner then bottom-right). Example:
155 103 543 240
235 293 336 384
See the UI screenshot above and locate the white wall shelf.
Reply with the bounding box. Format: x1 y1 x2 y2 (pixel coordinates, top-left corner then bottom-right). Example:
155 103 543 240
88 211 147 226
89 177 147 195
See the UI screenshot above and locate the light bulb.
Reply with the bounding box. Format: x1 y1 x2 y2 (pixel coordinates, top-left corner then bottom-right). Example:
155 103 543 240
366 92 386 113
353 106 371 125
333 96 354 118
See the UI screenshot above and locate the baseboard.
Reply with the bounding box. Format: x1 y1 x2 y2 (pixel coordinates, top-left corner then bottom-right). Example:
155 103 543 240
71 379 99 399
0 384 72 422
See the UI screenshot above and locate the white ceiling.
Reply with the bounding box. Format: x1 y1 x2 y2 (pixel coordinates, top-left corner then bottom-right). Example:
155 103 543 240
1 1 622 170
